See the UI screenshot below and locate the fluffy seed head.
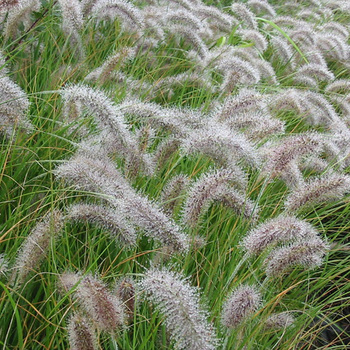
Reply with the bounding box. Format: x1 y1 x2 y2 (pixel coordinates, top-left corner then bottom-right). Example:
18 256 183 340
161 174 190 215
125 193 190 253
14 210 64 283
140 267 218 350
221 284 261 328
91 0 144 32
264 312 295 330
3 0 41 41
0 254 9 277
115 277 135 322
264 238 329 277
181 167 248 227
231 3 258 29
242 215 319 255
285 173 350 212
261 133 323 178
181 121 261 169
0 75 32 137
67 203 137 247
60 272 125 332
67 313 97 350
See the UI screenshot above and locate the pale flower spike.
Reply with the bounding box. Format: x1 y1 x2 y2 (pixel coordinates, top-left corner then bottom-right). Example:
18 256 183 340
140 267 218 350
67 313 98 350
59 272 125 332
221 284 261 328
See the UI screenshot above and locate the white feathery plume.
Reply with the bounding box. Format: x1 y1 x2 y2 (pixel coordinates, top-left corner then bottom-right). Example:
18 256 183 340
67 203 137 247
91 0 144 32
61 84 131 144
154 71 215 95
217 56 261 92
61 84 154 175
252 58 277 83
167 24 208 59
67 313 98 350
242 214 320 256
0 74 32 137
114 277 135 321
154 136 181 169
85 47 135 84
264 238 329 277
247 0 276 18
290 28 316 49
270 36 296 69
325 79 350 94
238 29 268 52
181 120 261 169
0 254 9 277
140 267 218 350
221 284 261 328
269 88 306 116
222 111 285 141
260 133 323 181
297 9 322 22
0 51 9 76
14 210 64 283
315 33 350 61
269 16 311 31
167 0 193 10
304 91 339 126
54 151 131 199
80 0 97 17
161 174 190 215
285 172 350 212
125 193 190 252
320 21 349 41
3 0 41 41
194 3 237 33
217 88 266 121
231 3 258 29
58 0 85 60
119 97 203 136
55 152 189 252
60 272 125 332
163 9 206 33
181 167 256 228
0 0 19 12
264 312 295 330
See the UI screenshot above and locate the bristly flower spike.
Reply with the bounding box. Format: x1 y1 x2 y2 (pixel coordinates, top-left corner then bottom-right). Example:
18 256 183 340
59 272 125 332
60 84 132 147
91 0 144 33
181 167 257 228
264 312 295 330
242 215 320 256
66 203 137 247
3 0 41 41
58 0 85 60
67 313 98 350
161 174 190 216
55 152 189 253
140 267 218 350
14 209 64 283
0 73 32 138
247 0 276 18
181 121 261 169
285 172 350 212
264 238 329 277
231 3 258 29
221 284 261 328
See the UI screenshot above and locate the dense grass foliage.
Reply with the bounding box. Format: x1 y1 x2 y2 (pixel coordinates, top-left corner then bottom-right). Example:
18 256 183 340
0 0 350 349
